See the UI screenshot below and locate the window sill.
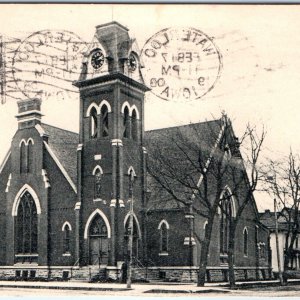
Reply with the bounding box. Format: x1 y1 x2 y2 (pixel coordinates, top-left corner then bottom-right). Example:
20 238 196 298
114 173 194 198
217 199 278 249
15 254 38 257
63 253 71 257
159 252 169 256
93 198 103 202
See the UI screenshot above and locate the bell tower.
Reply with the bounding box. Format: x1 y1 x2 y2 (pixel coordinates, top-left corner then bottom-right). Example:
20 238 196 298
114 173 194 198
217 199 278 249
73 22 149 270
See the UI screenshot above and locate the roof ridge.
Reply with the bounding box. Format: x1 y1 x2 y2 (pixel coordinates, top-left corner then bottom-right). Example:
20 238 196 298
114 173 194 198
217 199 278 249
145 119 222 133
41 123 79 136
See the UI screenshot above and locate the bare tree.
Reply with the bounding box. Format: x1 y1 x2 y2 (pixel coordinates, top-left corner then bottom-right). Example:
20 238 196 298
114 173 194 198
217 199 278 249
226 124 266 288
145 115 266 287
264 150 300 283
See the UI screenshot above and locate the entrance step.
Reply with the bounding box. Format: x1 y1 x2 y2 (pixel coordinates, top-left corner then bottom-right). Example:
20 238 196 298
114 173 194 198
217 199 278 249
69 278 90 282
90 268 107 282
71 267 107 282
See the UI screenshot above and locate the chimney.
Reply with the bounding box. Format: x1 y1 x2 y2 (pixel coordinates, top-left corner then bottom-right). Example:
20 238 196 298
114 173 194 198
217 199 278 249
16 98 43 129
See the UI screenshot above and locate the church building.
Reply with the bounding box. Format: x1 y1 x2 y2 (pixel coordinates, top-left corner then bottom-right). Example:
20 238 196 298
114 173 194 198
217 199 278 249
0 21 271 282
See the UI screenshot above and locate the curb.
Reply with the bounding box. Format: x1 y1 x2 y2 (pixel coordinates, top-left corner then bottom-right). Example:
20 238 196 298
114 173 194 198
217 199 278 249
0 284 131 292
144 289 231 294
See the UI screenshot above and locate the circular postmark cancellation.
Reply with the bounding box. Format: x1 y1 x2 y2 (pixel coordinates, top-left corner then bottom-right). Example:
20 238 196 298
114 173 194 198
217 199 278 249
141 27 222 102
12 30 88 101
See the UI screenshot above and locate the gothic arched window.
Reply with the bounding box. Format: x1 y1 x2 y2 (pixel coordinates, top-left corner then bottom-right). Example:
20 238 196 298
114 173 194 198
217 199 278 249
90 107 98 138
160 222 169 252
243 228 248 256
27 140 33 173
219 189 233 258
16 191 38 254
101 105 109 137
20 141 26 173
63 224 71 253
131 109 138 141
204 222 208 240
123 106 130 138
90 215 108 237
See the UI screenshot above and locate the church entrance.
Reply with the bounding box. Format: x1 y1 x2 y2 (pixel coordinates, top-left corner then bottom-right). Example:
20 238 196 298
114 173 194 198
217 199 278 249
89 214 109 265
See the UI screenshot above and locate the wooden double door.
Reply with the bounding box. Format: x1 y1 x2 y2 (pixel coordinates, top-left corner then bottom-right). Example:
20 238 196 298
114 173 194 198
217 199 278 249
89 215 109 265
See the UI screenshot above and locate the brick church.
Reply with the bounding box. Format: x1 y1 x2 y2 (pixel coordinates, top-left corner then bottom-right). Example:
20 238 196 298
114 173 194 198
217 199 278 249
0 22 271 282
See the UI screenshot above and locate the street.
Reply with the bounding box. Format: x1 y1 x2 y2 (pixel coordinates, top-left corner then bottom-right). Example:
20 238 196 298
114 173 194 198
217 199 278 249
1 283 300 297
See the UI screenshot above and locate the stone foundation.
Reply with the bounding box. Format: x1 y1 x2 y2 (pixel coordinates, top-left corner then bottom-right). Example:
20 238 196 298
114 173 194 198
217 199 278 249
137 266 272 282
0 266 272 282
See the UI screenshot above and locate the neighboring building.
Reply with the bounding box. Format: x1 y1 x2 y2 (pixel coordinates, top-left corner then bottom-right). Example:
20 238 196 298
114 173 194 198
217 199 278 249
260 208 300 274
0 21 270 282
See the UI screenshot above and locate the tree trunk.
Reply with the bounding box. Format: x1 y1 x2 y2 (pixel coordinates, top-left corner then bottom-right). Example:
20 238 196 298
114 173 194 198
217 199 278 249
283 230 298 284
197 214 214 286
228 220 236 289
197 237 210 286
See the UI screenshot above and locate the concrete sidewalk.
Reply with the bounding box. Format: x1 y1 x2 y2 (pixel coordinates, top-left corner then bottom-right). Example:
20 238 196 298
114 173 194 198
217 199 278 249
0 279 296 294
0 281 230 294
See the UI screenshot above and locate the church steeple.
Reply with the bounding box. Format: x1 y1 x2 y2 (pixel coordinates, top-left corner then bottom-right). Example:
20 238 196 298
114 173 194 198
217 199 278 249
73 22 149 268
75 21 145 85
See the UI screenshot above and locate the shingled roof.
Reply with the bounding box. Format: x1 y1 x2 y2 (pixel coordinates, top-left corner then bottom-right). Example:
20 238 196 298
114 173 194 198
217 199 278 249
41 124 79 186
144 119 224 211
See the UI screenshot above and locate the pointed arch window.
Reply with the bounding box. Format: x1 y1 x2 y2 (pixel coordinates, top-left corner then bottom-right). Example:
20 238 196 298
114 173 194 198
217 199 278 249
219 189 234 260
27 140 33 173
158 220 169 254
160 223 168 253
243 227 248 256
131 109 138 141
101 104 109 137
90 107 98 138
20 141 26 173
123 106 130 138
63 223 71 253
90 214 108 236
16 191 37 254
204 222 208 240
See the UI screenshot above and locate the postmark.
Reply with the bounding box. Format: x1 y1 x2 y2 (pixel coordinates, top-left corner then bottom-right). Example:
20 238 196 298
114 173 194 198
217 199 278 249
11 30 88 101
141 27 222 102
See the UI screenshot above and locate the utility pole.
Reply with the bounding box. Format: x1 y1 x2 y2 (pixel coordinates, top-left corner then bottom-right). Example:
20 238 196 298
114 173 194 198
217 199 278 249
187 202 194 282
0 35 6 104
127 169 134 289
274 198 284 285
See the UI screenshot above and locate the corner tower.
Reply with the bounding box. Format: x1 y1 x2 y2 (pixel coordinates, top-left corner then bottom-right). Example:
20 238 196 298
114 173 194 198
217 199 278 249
73 22 149 269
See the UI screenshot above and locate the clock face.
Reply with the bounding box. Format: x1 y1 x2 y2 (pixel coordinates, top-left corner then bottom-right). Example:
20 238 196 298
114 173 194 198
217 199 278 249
91 50 104 70
128 53 137 72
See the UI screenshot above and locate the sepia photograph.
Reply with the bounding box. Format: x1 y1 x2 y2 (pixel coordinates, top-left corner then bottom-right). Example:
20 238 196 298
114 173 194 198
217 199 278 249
0 3 300 297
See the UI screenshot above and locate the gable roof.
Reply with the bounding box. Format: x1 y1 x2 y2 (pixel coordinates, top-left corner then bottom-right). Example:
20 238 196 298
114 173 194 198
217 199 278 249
144 119 224 211
41 124 79 188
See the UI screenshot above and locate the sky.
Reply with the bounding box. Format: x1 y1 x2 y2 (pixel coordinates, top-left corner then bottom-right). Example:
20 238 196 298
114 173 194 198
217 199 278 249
0 4 300 211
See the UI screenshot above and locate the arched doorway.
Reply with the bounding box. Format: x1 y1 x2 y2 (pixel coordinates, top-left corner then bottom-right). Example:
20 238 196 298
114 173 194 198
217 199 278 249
15 191 38 255
89 214 109 265
124 216 140 261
